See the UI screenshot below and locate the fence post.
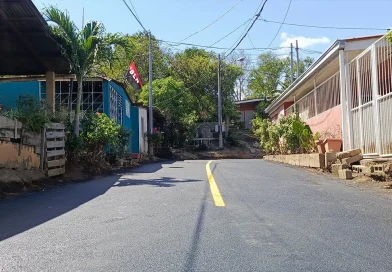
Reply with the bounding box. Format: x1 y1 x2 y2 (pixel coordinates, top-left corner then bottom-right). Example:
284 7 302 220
313 78 317 116
40 127 46 172
345 62 354 150
356 59 364 152
339 49 349 151
371 45 381 155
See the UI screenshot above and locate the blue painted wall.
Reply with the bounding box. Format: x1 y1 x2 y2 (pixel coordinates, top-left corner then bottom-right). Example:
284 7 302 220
130 106 140 154
106 81 138 153
0 81 40 108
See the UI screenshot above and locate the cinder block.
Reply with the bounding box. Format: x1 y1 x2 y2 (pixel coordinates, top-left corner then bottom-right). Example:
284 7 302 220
325 151 337 168
336 149 361 159
339 169 353 180
352 165 371 174
340 154 363 165
332 164 349 177
370 164 385 173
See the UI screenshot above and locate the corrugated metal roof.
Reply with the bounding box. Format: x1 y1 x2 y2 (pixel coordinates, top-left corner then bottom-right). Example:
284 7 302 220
0 0 70 75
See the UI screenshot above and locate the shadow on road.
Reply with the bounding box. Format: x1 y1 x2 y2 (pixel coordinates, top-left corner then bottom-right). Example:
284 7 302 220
183 182 209 272
115 176 201 188
0 175 120 242
0 161 192 242
129 160 176 174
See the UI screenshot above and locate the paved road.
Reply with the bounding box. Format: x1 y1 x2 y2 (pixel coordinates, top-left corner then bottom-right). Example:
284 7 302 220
1 159 392 271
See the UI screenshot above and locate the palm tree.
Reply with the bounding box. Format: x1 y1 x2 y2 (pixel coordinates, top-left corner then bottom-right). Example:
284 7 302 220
42 6 130 136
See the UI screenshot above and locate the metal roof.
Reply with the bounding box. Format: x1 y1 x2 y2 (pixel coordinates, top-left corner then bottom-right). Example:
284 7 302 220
235 98 264 105
0 0 70 75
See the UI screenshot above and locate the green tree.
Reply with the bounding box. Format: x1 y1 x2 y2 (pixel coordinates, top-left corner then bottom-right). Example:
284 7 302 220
170 48 242 121
97 32 170 100
43 6 130 136
248 52 313 100
247 52 286 100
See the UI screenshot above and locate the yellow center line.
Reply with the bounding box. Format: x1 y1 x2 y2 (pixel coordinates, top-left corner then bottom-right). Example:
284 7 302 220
206 160 225 207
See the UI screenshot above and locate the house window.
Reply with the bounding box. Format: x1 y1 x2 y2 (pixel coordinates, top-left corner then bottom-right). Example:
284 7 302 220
117 93 123 125
125 100 130 118
109 86 118 123
109 86 123 125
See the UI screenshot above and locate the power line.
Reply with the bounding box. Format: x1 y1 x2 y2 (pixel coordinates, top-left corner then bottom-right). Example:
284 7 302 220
158 39 289 51
178 0 243 44
127 0 140 21
122 0 147 32
248 34 256 48
226 0 265 54
210 18 252 47
225 0 269 59
266 0 292 48
258 18 388 31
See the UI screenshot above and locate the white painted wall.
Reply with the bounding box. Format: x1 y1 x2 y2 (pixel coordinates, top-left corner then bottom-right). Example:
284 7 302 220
139 108 148 153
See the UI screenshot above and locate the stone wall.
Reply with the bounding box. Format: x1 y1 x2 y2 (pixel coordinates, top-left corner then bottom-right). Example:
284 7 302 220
264 153 325 168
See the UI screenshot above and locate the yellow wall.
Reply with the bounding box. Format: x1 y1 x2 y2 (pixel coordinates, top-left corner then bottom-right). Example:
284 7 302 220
0 141 40 169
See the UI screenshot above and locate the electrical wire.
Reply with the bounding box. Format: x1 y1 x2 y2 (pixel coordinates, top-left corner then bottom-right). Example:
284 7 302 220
225 0 265 54
224 0 269 59
265 0 292 48
158 39 289 51
127 0 140 21
177 0 244 44
209 18 252 47
122 0 147 32
258 18 388 31
248 34 256 48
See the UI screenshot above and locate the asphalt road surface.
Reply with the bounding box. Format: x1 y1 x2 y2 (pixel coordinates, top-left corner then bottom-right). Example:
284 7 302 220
1 159 392 272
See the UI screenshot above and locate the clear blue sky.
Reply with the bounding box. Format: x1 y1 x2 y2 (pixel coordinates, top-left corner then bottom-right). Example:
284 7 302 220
33 0 391 63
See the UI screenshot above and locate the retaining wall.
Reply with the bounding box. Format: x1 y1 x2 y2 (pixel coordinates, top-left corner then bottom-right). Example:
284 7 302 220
264 153 325 168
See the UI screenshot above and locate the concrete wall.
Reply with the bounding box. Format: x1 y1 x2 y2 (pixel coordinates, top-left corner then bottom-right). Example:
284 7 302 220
264 153 325 168
306 105 342 139
0 81 40 108
0 141 40 169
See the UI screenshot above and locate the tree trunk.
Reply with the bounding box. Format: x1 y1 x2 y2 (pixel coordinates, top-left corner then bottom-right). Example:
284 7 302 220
225 116 229 138
68 78 74 118
73 75 83 136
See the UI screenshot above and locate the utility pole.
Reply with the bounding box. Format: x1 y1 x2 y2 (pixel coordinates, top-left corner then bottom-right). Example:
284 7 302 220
290 43 294 84
148 32 154 156
295 40 300 79
217 54 223 149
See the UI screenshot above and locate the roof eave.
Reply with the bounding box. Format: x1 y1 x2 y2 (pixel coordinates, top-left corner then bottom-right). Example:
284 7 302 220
265 39 345 114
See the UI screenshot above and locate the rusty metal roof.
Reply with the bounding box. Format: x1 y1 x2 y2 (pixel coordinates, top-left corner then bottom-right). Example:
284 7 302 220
0 0 70 75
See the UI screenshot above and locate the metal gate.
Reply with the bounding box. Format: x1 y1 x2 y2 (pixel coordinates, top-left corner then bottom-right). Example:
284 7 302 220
347 34 392 156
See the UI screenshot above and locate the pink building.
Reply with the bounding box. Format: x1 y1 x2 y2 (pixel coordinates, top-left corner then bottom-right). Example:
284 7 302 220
266 34 392 157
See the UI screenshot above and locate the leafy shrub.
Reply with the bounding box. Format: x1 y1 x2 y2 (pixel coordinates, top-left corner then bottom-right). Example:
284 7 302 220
252 114 317 154
2 94 50 133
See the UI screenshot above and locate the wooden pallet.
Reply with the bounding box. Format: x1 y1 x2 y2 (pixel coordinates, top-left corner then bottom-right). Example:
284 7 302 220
44 123 66 177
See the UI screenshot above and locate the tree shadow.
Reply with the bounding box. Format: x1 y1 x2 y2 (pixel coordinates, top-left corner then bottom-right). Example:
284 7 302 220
0 161 195 242
0 175 120 241
183 182 209 272
114 176 201 188
129 160 176 174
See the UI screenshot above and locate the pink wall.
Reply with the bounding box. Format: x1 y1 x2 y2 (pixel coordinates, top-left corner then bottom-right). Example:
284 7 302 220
306 105 342 139
270 104 285 122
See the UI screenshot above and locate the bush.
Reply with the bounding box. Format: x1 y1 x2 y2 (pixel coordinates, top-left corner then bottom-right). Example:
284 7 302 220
2 94 50 133
65 112 131 162
252 114 317 154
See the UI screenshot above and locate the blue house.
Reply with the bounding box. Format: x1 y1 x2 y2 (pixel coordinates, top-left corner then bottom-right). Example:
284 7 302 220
0 76 148 156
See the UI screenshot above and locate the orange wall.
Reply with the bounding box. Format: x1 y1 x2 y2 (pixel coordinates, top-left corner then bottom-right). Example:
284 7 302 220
306 105 342 139
0 141 40 169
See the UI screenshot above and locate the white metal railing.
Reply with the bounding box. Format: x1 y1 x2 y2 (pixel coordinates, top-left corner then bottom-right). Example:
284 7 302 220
294 72 340 122
296 90 315 121
348 34 392 156
314 72 340 114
